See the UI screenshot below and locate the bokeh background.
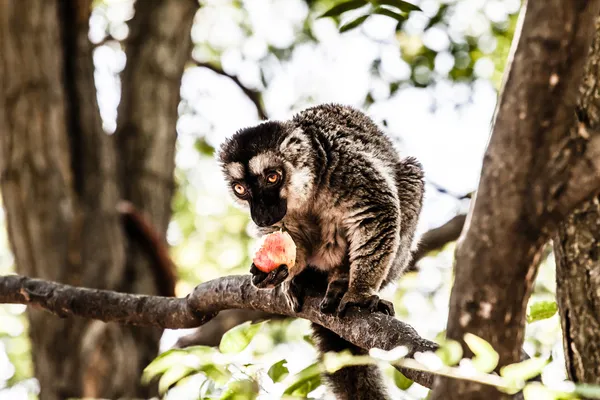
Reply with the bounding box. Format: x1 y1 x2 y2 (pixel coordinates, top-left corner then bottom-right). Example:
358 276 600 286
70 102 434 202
0 0 563 399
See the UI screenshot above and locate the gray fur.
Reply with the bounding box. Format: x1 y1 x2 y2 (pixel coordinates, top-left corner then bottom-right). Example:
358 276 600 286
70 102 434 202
218 103 425 399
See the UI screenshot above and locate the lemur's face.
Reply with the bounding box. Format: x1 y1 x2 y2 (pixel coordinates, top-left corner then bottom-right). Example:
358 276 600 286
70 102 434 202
219 121 315 229
223 156 288 227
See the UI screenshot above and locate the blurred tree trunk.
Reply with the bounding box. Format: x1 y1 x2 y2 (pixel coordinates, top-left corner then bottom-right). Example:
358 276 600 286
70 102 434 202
0 0 197 399
431 1 600 399
554 18 600 384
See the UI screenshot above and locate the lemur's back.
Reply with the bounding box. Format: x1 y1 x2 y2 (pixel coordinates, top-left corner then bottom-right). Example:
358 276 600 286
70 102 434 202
292 104 400 164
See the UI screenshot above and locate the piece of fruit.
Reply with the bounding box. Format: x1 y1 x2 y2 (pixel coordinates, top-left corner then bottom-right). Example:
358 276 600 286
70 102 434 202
252 231 296 273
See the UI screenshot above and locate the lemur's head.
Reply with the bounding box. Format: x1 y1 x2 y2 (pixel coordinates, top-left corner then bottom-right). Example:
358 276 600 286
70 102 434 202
218 120 315 228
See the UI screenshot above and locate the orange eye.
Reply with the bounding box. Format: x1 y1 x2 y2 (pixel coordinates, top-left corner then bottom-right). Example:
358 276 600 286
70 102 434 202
233 183 246 196
266 172 280 185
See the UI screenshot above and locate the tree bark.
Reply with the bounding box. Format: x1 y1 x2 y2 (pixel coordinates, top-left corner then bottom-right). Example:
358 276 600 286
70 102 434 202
0 274 438 389
554 18 600 385
0 0 198 398
431 1 600 399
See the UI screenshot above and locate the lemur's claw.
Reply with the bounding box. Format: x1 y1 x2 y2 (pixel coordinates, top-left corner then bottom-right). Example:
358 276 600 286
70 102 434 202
336 293 395 317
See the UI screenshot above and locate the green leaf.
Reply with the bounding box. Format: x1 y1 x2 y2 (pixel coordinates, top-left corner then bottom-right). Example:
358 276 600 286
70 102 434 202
283 362 322 396
372 7 407 22
500 358 548 385
371 0 421 12
323 351 376 373
464 333 499 373
158 365 196 394
319 0 368 18
220 379 259 400
436 339 463 366
194 137 215 156
527 301 558 323
393 369 414 390
339 15 370 33
523 382 577 400
268 359 289 383
142 349 191 384
575 383 600 399
219 321 264 354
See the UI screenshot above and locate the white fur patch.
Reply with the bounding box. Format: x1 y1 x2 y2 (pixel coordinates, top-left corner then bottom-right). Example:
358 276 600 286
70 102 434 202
285 164 313 210
249 152 276 175
225 162 245 180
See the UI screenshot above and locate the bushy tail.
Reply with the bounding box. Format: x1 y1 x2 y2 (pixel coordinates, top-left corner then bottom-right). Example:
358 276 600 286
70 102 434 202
311 324 389 400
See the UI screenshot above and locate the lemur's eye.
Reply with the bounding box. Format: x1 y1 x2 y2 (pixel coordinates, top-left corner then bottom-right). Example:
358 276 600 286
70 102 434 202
266 172 280 185
233 183 247 196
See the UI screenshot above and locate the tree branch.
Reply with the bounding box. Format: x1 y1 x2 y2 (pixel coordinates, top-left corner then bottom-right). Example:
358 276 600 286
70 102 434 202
0 274 437 388
407 214 467 272
194 61 268 120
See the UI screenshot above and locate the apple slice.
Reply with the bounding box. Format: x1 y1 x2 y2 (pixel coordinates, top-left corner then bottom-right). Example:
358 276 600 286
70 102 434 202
252 231 296 273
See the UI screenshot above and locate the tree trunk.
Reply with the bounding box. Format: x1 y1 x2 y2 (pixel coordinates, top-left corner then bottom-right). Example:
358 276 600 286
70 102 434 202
431 1 600 399
554 18 600 384
0 0 197 398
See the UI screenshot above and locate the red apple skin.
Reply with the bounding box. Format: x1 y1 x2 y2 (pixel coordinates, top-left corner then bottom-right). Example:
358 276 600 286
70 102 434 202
252 232 296 273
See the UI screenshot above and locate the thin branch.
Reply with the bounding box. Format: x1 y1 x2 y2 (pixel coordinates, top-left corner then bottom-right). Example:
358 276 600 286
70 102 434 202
406 214 467 272
426 180 473 200
0 274 437 388
0 275 213 328
194 61 268 120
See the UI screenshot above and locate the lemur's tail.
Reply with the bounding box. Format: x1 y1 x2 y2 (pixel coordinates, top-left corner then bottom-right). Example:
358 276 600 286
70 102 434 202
311 324 390 400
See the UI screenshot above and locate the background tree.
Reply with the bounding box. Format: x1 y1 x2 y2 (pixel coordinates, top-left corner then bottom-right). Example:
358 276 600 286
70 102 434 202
4 0 596 399
0 0 197 398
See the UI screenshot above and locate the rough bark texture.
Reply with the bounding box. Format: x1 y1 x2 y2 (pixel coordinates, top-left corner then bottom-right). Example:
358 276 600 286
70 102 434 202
431 1 600 399
0 274 438 388
0 0 198 398
554 18 600 384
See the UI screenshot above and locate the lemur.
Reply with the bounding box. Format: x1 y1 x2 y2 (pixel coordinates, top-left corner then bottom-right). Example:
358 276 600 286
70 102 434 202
218 104 424 399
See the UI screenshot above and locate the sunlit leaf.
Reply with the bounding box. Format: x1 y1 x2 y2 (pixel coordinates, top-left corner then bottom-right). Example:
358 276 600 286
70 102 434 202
523 382 577 400
219 321 265 354
220 379 259 400
142 349 191 384
500 357 548 385
319 0 368 18
436 339 463 366
158 365 196 395
393 369 414 390
323 350 375 373
371 0 421 12
575 383 600 399
372 7 407 22
268 359 289 382
339 15 370 33
283 362 322 395
464 333 499 373
527 301 558 323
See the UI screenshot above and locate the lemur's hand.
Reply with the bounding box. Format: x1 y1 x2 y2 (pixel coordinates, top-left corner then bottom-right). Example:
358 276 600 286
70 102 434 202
250 263 289 289
336 290 395 317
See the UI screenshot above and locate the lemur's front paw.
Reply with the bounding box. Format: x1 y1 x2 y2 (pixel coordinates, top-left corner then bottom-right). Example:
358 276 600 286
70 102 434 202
250 263 289 289
336 291 395 317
